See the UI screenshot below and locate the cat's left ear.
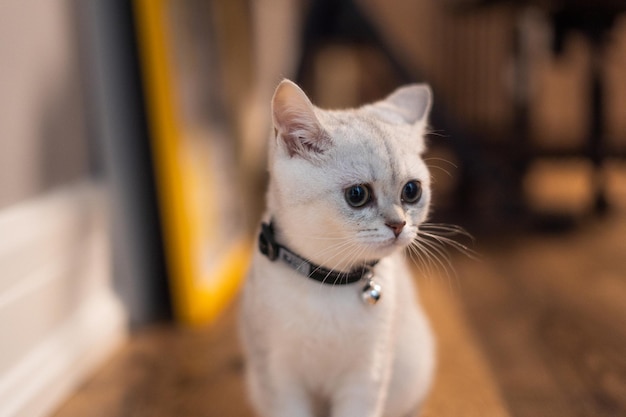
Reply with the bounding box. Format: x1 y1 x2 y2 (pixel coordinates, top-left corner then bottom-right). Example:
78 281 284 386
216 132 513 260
383 84 432 126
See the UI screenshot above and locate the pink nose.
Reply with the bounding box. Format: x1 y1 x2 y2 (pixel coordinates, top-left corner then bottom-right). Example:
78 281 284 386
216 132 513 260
385 221 406 237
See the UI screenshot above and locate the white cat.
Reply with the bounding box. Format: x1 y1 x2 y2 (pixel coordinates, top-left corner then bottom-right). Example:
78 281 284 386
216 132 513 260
240 79 436 417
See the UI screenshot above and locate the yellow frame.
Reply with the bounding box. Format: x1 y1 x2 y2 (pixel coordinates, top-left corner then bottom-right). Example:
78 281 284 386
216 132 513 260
134 0 251 325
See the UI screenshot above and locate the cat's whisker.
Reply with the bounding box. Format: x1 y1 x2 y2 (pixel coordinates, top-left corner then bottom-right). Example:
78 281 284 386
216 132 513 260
417 231 479 260
411 238 460 290
322 244 363 287
424 157 457 178
325 240 375 288
423 157 457 168
419 223 474 240
420 239 456 274
424 128 449 138
313 240 359 269
412 221 468 280
407 243 436 281
304 239 361 286
281 238 358 285
411 239 449 278
334 244 368 286
427 165 453 178
309 233 380 279
301 234 354 255
408 242 435 280
405 244 432 284
321 245 358 286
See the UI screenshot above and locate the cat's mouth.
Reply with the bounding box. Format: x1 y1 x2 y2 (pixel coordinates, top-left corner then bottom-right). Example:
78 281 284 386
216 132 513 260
355 229 415 258
370 235 411 253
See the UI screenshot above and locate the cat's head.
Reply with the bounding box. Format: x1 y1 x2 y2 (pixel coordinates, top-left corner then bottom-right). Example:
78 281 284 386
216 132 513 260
266 79 432 271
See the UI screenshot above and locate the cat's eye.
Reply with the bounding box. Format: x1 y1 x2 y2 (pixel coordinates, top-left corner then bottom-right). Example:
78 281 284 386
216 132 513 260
345 184 371 208
401 180 422 204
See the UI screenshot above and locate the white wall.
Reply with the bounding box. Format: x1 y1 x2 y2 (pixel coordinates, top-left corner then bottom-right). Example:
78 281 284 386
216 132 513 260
0 183 126 417
0 2 127 416
0 0 90 209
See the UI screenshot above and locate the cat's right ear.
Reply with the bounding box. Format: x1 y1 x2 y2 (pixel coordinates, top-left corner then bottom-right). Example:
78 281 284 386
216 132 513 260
271 80 330 159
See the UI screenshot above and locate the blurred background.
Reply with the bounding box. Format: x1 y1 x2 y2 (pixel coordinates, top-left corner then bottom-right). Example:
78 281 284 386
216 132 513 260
1 0 625 416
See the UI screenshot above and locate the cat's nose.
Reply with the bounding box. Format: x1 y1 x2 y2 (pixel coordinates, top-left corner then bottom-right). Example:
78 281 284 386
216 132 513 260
385 220 406 237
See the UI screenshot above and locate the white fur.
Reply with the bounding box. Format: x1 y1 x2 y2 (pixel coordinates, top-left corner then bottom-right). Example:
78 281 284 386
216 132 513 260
240 80 435 417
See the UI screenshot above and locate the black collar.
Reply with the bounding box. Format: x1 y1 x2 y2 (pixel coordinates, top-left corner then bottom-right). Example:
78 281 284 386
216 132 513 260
258 222 378 285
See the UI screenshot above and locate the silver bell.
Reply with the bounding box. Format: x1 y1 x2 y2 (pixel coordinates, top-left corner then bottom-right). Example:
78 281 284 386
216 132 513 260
361 279 382 305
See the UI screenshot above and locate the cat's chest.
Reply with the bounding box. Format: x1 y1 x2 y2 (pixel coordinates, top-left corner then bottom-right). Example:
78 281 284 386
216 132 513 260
253 255 399 342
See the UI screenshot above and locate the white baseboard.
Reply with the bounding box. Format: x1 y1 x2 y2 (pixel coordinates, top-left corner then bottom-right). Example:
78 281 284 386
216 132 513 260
0 182 128 417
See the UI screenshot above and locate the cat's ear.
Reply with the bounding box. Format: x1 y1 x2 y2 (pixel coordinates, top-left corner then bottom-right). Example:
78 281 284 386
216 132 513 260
271 79 330 158
383 84 432 126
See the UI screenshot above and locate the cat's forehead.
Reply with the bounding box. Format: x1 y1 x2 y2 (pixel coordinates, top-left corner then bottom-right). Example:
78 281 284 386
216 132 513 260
318 110 428 184
320 109 417 145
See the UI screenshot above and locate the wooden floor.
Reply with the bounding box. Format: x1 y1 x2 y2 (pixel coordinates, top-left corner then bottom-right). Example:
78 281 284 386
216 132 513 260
52 211 626 417
51 268 512 417
458 212 626 417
